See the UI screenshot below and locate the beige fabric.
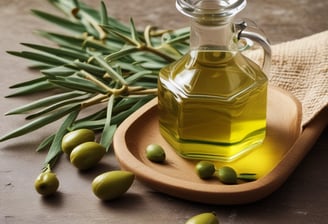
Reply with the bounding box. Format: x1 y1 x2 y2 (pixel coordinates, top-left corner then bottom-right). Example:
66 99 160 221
246 30 328 126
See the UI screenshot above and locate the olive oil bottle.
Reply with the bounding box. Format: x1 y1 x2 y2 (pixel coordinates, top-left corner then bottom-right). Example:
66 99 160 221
158 0 271 162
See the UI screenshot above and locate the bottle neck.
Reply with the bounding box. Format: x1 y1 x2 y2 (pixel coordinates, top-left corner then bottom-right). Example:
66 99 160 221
189 19 237 51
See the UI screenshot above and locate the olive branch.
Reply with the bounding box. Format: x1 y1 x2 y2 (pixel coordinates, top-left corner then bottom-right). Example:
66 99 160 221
1 0 190 169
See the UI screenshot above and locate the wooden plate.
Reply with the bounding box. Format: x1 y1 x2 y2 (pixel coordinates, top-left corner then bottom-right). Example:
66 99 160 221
113 86 312 204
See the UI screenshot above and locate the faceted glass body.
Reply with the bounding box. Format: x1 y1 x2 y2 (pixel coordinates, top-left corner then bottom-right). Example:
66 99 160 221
158 49 267 161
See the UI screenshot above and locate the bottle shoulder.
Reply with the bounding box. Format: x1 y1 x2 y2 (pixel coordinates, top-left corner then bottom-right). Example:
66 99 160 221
159 51 267 99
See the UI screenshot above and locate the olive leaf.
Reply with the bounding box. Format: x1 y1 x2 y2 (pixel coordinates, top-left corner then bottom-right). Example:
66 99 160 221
31 9 86 33
7 50 72 66
6 91 85 115
49 75 109 94
21 43 90 61
43 109 80 169
36 134 55 152
25 94 91 120
0 104 81 142
9 77 48 89
100 1 109 26
5 79 55 97
99 94 116 151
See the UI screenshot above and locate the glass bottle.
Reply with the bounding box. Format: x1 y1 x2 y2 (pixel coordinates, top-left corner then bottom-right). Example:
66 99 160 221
157 0 271 162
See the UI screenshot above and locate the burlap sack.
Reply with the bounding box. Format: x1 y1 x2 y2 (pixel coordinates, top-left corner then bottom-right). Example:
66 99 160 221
247 30 328 127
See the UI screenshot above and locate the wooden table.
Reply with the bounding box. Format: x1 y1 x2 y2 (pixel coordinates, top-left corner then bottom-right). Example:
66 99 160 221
1 0 327 223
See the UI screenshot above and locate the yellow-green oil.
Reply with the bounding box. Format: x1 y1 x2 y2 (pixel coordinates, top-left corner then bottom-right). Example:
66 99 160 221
158 50 268 162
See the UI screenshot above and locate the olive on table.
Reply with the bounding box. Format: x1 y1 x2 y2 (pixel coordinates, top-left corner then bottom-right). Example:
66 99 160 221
70 141 106 170
145 144 166 163
34 170 59 196
61 129 95 155
185 212 219 224
195 161 216 179
92 170 135 201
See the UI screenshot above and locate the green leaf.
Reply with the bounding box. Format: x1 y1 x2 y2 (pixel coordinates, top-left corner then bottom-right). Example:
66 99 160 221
110 96 153 124
31 9 85 33
102 25 138 46
5 80 55 97
79 16 99 38
99 94 115 151
113 97 142 112
0 104 81 142
70 95 153 130
6 91 86 115
69 119 105 130
129 18 141 44
140 61 167 70
25 94 90 119
41 66 77 77
7 50 71 66
43 108 80 168
49 76 108 94
125 70 154 85
100 1 109 26
36 31 112 52
111 61 143 73
75 107 106 123
92 54 128 85
36 134 55 152
73 60 106 77
21 43 89 61
9 77 48 89
104 46 138 62
28 63 53 70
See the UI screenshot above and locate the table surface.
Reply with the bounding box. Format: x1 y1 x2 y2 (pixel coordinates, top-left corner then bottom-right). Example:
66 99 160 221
0 0 327 223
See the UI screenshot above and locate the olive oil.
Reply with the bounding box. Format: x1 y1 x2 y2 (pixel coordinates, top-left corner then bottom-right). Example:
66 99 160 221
158 50 268 162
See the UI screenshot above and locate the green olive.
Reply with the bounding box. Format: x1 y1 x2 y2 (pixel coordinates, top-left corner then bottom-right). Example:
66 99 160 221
146 144 166 163
70 141 106 170
34 170 59 196
195 161 216 179
61 129 95 155
185 212 219 224
92 170 135 201
217 166 237 184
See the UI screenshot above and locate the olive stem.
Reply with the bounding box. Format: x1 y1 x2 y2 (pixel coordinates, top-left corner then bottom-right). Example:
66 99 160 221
78 70 128 95
78 10 107 40
80 94 108 109
42 163 51 173
237 173 258 181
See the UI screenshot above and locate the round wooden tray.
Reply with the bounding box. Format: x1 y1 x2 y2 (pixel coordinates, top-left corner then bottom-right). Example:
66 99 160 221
113 86 304 204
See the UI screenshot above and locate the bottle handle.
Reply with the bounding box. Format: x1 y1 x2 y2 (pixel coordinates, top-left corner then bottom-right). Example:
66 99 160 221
235 19 271 76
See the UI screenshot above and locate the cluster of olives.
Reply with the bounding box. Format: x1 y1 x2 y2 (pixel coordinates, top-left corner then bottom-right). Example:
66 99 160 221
34 138 248 223
196 161 257 184
144 143 256 185
34 128 135 201
61 128 106 170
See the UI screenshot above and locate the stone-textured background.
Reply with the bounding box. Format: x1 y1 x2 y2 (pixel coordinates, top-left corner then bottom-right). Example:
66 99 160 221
0 1 327 224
